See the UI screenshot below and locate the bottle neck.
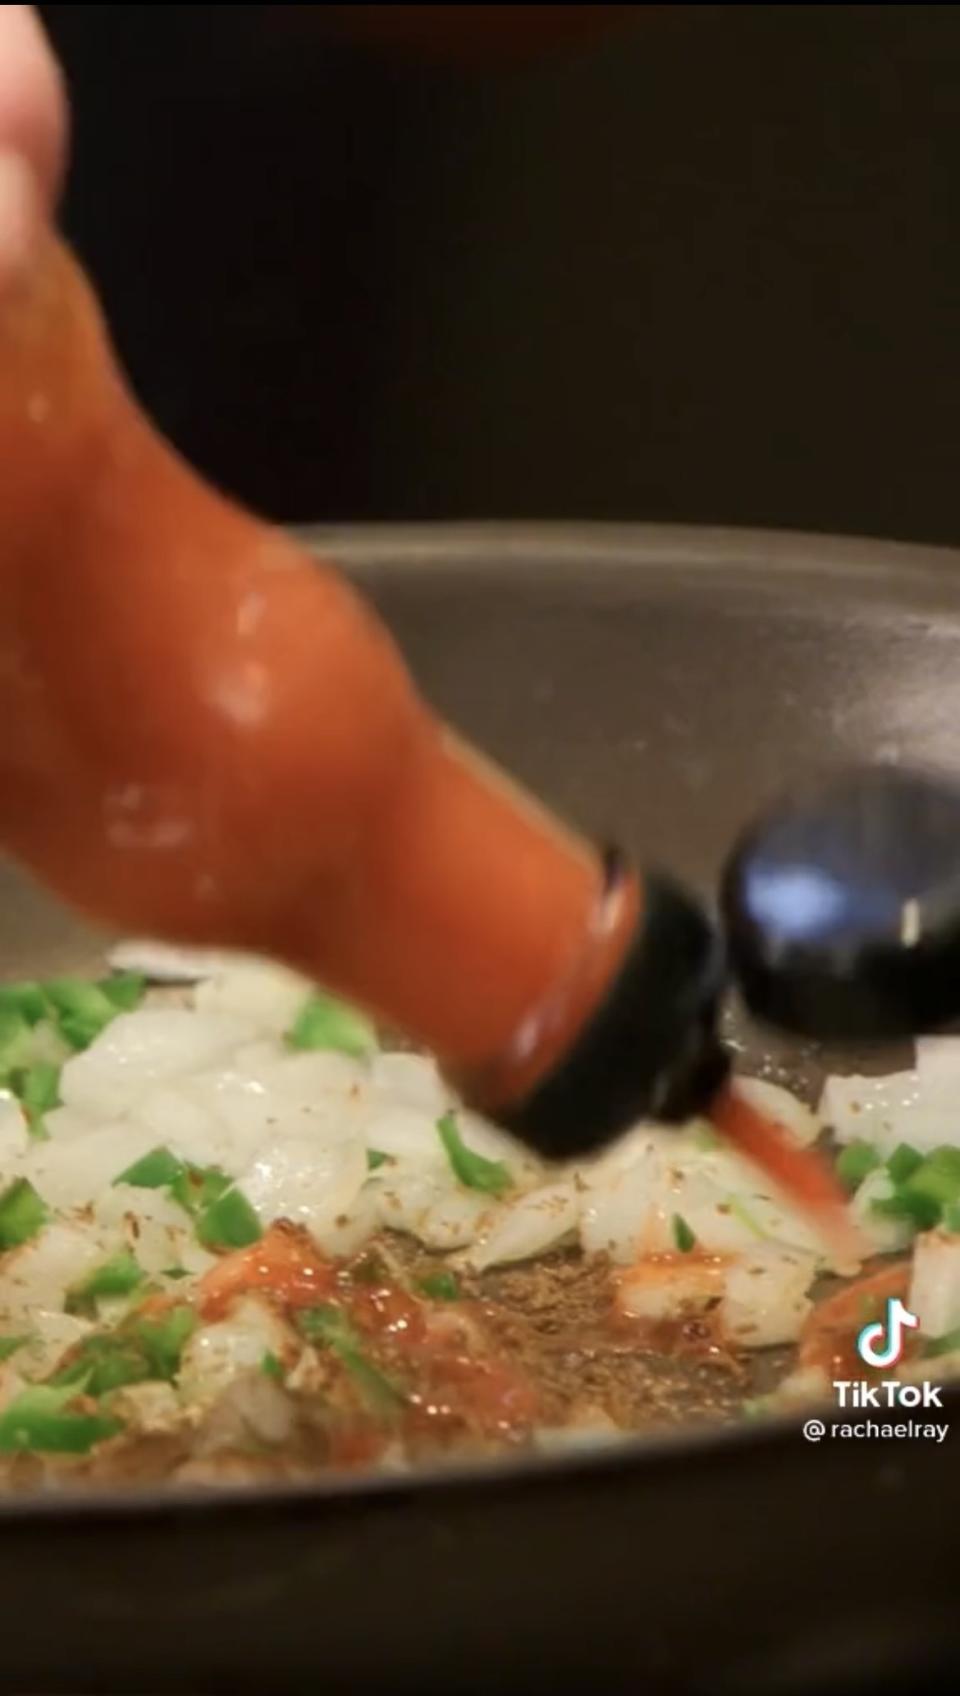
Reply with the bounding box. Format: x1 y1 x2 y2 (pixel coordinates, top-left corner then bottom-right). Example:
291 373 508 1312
449 844 642 1113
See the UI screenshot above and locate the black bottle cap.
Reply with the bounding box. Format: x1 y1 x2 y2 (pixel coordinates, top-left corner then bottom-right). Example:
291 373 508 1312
721 765 960 1041
499 869 730 1160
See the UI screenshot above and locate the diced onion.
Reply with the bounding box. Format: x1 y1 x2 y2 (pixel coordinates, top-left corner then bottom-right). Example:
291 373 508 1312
581 1146 666 1264
616 1255 726 1323
60 1010 255 1119
238 1136 368 1244
178 1297 292 1407
193 959 312 1033
820 1037 960 1155
908 1229 960 1339
0 1222 110 1323
731 1077 822 1148
720 1245 815 1348
459 1182 580 1271
0 1094 29 1164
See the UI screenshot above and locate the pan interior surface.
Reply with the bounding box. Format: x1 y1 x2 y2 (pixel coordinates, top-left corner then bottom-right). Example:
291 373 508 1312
0 525 958 1695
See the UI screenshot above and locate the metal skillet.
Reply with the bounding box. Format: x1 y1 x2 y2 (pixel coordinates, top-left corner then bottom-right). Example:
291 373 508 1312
0 522 958 1696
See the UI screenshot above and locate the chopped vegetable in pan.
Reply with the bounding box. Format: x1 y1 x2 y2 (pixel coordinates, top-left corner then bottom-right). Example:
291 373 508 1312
0 947 950 1487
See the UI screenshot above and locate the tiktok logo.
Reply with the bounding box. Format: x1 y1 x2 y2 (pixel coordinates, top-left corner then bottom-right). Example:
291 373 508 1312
857 1297 919 1369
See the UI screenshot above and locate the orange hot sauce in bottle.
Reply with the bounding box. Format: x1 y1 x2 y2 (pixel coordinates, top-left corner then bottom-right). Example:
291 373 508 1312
0 234 850 1242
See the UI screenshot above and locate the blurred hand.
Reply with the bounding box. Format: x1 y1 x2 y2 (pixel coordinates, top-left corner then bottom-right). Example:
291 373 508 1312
0 5 65 285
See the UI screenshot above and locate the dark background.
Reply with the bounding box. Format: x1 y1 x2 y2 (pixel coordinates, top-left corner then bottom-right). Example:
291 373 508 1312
39 4 960 544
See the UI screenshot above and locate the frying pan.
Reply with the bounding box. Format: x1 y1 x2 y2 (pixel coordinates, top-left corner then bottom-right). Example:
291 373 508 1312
0 523 958 1696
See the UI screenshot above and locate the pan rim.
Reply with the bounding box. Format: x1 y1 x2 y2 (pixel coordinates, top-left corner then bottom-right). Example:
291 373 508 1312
300 518 960 590
2 1378 956 1526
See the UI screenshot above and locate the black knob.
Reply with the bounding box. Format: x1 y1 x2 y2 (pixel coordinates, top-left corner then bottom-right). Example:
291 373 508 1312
721 765 960 1041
